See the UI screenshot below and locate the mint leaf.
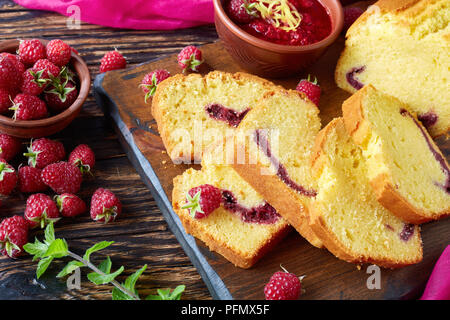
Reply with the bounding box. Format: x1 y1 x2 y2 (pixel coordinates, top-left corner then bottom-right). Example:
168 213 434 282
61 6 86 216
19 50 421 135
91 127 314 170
97 257 112 274
169 285 186 300
23 238 48 261
112 264 147 300
36 256 53 279
44 239 69 258
146 285 185 300
57 260 84 278
44 223 55 245
83 241 114 262
87 266 124 285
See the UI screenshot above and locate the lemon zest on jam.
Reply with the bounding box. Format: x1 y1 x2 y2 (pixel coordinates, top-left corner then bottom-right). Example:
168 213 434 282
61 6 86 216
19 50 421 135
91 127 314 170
254 0 302 32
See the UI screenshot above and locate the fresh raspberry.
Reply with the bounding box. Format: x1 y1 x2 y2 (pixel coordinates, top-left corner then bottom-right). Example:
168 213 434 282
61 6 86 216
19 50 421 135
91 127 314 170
182 184 221 219
99 50 126 73
343 7 364 31
44 81 78 112
0 54 23 92
18 39 46 66
20 68 48 96
41 161 82 194
0 52 25 74
140 69 170 102
90 188 122 223
264 269 302 300
46 39 72 67
24 193 60 229
0 215 29 258
226 0 259 24
24 138 65 169
0 88 12 114
0 159 17 195
10 93 48 120
0 133 21 161
32 59 61 80
18 166 47 193
296 75 321 106
177 46 203 73
55 193 87 217
68 144 95 175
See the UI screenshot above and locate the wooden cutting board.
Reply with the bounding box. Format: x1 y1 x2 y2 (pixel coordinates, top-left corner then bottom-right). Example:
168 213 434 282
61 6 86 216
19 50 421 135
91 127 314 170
93 39 450 300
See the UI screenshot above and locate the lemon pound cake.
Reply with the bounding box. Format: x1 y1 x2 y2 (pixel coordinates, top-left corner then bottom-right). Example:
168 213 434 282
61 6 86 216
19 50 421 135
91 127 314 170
335 0 450 137
172 165 291 268
218 89 324 248
342 85 450 223
310 118 423 268
152 71 279 163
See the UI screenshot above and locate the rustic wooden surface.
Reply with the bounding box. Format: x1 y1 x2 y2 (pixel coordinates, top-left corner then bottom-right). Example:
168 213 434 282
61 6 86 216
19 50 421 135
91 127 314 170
98 38 450 300
0 0 216 300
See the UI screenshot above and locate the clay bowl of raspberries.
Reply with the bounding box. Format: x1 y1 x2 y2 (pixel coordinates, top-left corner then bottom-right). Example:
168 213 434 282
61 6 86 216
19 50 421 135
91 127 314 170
0 39 90 138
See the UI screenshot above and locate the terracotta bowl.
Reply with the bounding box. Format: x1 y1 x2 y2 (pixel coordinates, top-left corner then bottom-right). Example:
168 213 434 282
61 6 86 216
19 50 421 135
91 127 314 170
213 0 344 78
0 39 90 138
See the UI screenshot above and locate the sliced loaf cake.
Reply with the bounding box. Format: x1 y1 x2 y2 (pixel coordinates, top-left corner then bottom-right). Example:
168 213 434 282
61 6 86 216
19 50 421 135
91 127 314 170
205 89 323 248
342 85 450 223
152 71 279 163
172 165 291 268
335 0 449 137
310 118 423 268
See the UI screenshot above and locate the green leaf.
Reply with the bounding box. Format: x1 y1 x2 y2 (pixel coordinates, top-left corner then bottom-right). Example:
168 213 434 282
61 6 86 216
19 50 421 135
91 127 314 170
145 285 185 300
44 239 69 258
169 285 186 300
112 264 147 300
23 238 48 261
87 266 124 285
83 241 114 262
97 257 112 274
57 260 84 278
36 256 53 279
44 223 55 245
146 294 162 300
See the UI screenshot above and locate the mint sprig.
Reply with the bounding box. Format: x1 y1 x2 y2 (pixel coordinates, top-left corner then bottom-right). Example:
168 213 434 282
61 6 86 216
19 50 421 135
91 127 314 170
23 223 185 300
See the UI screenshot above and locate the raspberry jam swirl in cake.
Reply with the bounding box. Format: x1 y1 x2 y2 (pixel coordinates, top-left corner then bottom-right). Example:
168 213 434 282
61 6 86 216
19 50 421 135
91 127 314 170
184 184 281 224
400 108 450 193
254 129 317 197
222 190 281 224
346 66 366 90
205 103 250 127
226 0 332 46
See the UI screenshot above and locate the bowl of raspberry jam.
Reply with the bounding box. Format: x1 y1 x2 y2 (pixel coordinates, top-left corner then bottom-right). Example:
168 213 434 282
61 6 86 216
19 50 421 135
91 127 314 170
214 0 343 78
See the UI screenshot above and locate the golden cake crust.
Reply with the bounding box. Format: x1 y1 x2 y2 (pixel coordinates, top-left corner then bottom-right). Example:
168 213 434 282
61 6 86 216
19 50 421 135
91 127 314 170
172 173 292 269
342 85 450 223
152 71 280 163
309 118 423 269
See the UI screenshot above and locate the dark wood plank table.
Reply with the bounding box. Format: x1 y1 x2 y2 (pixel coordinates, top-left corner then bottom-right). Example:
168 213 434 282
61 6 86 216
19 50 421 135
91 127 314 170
0 0 214 300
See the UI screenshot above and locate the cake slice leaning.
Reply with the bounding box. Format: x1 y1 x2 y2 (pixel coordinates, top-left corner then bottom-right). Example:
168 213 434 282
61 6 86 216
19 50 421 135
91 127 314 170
310 118 423 268
172 165 291 269
342 85 450 223
205 89 323 248
152 71 280 163
335 0 450 137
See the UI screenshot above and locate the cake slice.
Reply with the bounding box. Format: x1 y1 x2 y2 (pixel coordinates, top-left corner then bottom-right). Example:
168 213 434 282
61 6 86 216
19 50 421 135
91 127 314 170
335 0 449 137
342 85 450 223
205 89 323 248
310 118 423 268
172 165 291 268
152 71 279 163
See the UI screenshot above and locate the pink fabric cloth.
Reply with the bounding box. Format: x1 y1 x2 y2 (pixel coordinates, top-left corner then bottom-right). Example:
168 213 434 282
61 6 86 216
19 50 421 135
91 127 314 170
13 0 214 30
420 245 450 300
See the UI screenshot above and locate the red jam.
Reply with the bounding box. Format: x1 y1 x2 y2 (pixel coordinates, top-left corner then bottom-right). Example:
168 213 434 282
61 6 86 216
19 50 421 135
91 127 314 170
226 0 332 46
